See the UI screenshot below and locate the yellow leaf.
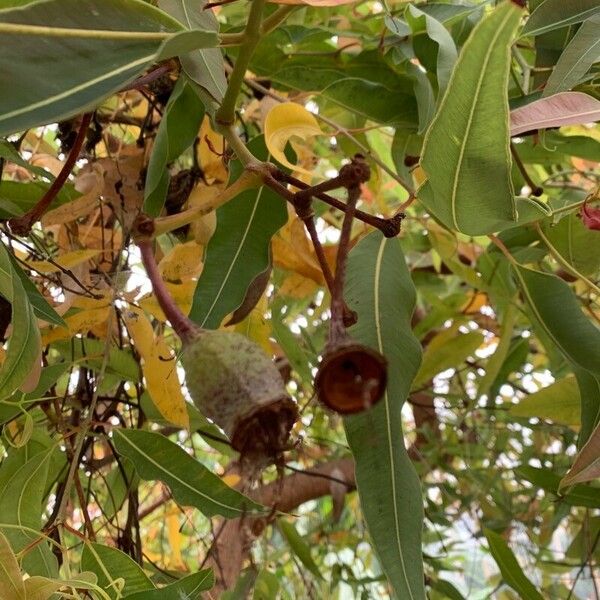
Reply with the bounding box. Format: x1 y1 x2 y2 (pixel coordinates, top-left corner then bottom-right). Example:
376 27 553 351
279 273 319 298
222 473 241 487
123 306 189 429
28 249 101 274
41 306 111 344
187 184 219 245
461 291 489 314
166 513 185 569
234 296 272 354
139 281 196 322
264 102 322 176
198 116 228 183
158 241 203 282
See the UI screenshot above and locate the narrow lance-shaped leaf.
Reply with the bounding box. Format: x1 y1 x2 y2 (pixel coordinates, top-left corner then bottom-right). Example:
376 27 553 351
80 543 154 599
574 367 600 448
189 136 288 329
560 420 600 489
511 264 600 377
0 453 58 577
0 243 41 401
159 0 227 105
509 376 581 426
125 570 215 599
484 529 544 600
112 429 266 518
543 15 600 96
343 232 425 600
521 0 600 38
143 76 205 217
510 92 600 135
0 0 218 136
420 1 523 235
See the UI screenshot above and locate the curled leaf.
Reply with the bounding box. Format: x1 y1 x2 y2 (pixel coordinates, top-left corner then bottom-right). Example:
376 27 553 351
264 103 322 176
582 199 600 230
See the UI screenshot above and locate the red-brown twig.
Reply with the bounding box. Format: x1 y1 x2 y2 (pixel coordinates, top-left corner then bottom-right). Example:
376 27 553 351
9 112 92 235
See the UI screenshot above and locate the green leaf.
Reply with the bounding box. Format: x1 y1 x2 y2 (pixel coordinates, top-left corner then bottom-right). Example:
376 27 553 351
0 363 69 425
560 420 600 488
0 140 53 180
253 570 279 600
509 376 580 426
512 265 600 376
412 329 484 390
0 452 58 577
189 136 287 329
516 465 600 508
52 338 139 382
112 429 265 518
143 76 205 216
521 0 600 38
0 0 218 136
405 5 458 95
543 15 600 96
574 367 600 448
0 243 41 401
478 303 517 400
81 542 154 599
0 180 79 219
343 232 425 600
125 569 214 599
541 212 600 277
159 0 226 104
420 1 523 235
484 528 544 600
278 520 322 580
0 531 25 600
5 251 65 326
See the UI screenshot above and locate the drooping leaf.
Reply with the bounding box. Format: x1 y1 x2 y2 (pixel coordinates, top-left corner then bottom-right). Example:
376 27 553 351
125 569 215 599
0 180 79 219
574 367 600 448
560 421 600 488
264 102 322 176
521 0 600 38
123 305 189 429
420 1 523 235
484 529 545 600
80 542 154 599
517 464 600 508
343 232 425 600
509 376 580 426
541 212 600 276
412 328 483 389
143 76 205 217
512 265 600 376
0 531 25 600
159 0 226 105
4 252 65 327
279 520 322 580
543 15 600 96
0 0 218 136
189 136 288 329
405 4 458 96
0 243 41 401
509 92 600 135
112 428 265 517
0 452 57 577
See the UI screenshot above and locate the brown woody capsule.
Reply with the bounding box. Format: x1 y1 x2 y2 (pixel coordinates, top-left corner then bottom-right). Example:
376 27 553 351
315 341 387 414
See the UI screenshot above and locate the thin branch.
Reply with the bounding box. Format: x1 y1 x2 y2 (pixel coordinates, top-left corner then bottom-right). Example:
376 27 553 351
9 112 92 235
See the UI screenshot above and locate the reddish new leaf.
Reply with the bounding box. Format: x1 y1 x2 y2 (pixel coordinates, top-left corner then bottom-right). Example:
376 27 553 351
582 201 600 231
510 92 600 136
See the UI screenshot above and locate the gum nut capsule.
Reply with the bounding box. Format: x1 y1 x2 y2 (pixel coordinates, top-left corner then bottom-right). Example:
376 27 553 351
315 342 387 414
182 330 297 454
